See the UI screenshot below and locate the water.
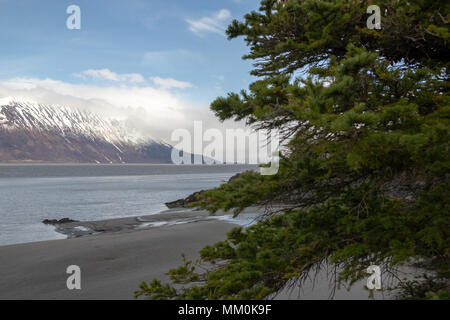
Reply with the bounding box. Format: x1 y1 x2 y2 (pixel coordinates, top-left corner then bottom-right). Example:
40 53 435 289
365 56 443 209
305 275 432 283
0 164 257 246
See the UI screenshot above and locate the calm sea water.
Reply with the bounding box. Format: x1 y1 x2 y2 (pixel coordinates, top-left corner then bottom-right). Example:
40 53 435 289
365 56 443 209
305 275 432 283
0 164 258 246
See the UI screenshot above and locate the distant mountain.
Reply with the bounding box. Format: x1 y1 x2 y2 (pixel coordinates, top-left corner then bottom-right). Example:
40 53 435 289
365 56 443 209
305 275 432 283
0 99 174 163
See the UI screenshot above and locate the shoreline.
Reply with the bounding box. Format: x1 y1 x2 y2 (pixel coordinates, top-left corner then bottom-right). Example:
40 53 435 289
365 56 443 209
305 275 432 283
0 214 236 300
52 207 262 239
0 206 398 300
0 165 259 247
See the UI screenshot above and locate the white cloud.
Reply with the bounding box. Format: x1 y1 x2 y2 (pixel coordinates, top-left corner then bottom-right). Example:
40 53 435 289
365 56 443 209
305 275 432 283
186 9 232 36
0 76 231 143
0 76 262 163
150 77 193 89
74 68 145 83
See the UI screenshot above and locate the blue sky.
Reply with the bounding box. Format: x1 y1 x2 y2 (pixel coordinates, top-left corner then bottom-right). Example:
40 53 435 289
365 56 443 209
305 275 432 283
0 0 266 145
0 0 260 105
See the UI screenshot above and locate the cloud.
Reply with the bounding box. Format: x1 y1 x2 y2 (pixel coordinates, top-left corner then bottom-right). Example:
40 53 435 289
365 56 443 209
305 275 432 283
0 76 271 163
0 76 230 143
150 77 193 89
74 68 145 83
186 9 232 36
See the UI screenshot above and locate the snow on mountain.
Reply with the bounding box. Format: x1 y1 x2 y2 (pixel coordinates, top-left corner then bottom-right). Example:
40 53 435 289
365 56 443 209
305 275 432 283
0 99 146 147
0 98 174 163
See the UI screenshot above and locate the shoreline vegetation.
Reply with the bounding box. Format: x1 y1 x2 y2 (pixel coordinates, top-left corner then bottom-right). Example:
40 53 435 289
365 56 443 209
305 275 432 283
0 174 431 300
135 0 449 300
1 0 448 301
0 206 390 300
0 169 439 300
0 203 427 300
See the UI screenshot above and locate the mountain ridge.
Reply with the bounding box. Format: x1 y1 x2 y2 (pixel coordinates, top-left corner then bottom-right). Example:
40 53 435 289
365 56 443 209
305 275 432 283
0 99 174 163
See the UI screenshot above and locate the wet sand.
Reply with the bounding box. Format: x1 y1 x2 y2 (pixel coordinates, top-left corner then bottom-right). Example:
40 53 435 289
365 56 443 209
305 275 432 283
0 208 393 300
0 217 235 300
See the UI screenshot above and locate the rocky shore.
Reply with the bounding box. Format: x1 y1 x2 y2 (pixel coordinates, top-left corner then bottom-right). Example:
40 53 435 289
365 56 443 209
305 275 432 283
48 207 261 239
164 171 248 208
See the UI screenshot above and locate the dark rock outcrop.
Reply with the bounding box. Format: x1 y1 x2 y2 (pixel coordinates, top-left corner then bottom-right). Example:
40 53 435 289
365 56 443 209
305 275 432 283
165 190 205 208
164 172 250 209
42 218 79 225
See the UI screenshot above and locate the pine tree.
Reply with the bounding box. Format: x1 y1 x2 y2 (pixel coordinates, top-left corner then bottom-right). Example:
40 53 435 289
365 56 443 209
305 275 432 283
136 0 449 300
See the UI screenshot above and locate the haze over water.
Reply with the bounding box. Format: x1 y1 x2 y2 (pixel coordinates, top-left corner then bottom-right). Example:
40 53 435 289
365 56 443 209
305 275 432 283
0 164 257 246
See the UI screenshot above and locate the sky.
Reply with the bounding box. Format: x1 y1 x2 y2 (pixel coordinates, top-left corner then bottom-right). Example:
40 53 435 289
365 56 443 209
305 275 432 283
0 0 262 143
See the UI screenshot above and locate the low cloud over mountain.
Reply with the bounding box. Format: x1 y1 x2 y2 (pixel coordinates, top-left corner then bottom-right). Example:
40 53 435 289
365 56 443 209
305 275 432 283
0 98 174 163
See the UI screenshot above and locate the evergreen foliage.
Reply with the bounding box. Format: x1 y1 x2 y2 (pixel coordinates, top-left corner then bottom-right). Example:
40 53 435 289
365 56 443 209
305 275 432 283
136 0 449 299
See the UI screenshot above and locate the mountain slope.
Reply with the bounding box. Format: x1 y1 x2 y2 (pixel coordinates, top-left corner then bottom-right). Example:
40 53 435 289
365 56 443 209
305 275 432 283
0 99 174 163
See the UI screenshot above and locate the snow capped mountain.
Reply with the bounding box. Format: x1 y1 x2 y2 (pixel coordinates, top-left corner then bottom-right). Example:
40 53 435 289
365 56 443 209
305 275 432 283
0 98 142 145
0 98 174 163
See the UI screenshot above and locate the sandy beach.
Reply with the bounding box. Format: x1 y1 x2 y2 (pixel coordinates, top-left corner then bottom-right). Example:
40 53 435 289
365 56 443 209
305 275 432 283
0 208 392 300
0 212 236 300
